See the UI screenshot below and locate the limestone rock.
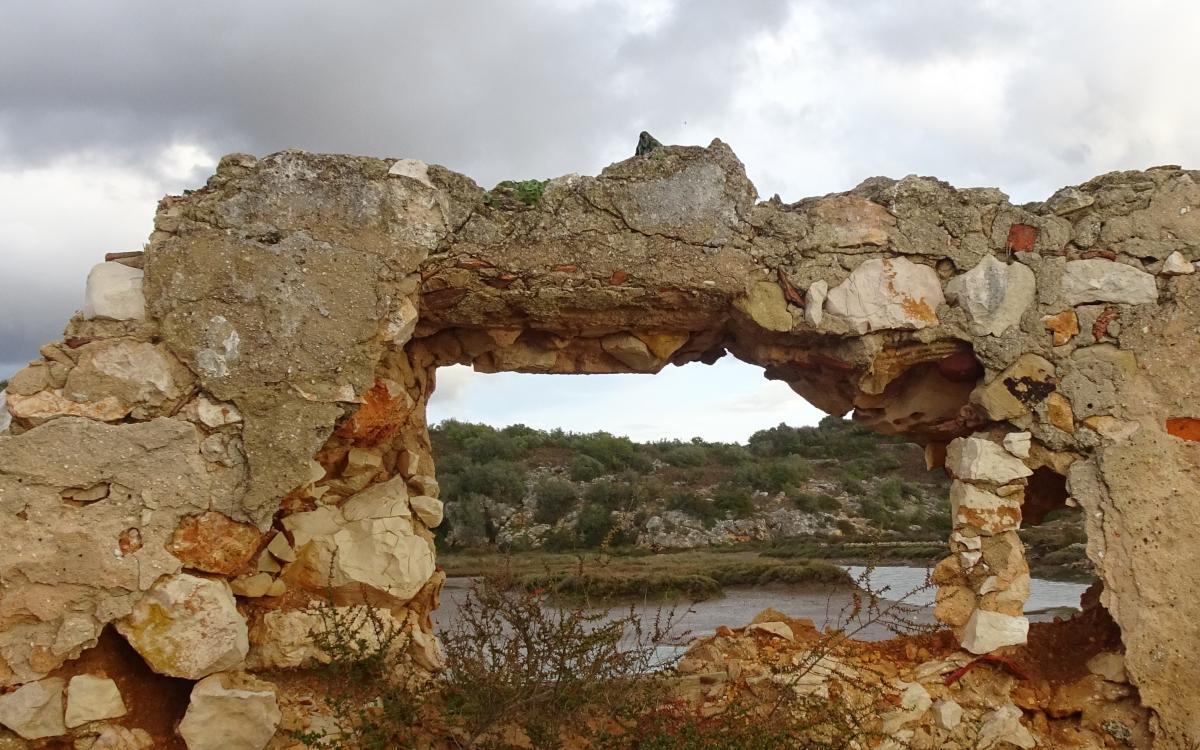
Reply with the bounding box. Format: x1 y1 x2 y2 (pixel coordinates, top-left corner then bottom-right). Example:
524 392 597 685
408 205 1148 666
1087 651 1127 683
195 396 242 427
824 258 944 334
1002 431 1032 459
950 481 1021 535
63 340 192 419
75 725 153 749
1161 250 1194 275
178 672 281 750
748 621 794 641
410 494 444 527
387 158 434 188
601 332 659 370
0 391 9 434
970 354 1056 421
4 389 130 424
976 703 1036 749
230 573 275 598
804 280 827 327
283 476 435 604
932 698 962 730
879 681 931 734
65 675 126 728
961 610 1029 654
735 281 792 332
82 262 145 321
1061 259 1157 305
946 437 1033 484
945 255 1035 336
0 677 65 740
116 574 249 679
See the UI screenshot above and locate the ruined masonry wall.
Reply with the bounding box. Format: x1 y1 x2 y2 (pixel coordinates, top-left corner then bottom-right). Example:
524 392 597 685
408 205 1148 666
1 142 1199 748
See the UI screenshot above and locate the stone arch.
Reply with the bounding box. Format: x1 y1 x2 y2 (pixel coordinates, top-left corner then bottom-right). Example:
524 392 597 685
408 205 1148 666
2 142 1199 746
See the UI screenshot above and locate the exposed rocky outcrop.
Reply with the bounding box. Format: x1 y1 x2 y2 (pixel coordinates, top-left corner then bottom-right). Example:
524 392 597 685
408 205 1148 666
2 141 1199 747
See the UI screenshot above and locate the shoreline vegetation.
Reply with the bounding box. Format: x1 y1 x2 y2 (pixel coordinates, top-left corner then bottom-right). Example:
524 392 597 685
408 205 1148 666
438 537 1091 605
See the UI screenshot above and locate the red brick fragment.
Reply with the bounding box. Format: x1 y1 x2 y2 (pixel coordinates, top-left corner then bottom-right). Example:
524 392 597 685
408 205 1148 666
1092 307 1119 341
1167 418 1200 442
609 270 629 285
552 264 579 273
1006 224 1038 253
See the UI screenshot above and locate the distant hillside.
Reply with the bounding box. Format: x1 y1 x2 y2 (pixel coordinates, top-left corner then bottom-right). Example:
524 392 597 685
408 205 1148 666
431 416 954 552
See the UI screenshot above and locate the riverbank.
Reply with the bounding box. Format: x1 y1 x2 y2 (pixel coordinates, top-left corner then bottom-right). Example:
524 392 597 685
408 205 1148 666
439 547 853 601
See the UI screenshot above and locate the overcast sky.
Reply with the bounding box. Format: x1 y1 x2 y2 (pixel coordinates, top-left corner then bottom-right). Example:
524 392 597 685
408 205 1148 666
3 1 1198 441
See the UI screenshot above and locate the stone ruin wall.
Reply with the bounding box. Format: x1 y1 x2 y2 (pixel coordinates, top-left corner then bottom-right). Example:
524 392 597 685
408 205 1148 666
1 140 1199 748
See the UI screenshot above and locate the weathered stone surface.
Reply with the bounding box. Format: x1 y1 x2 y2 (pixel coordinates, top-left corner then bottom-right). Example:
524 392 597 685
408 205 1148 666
734 281 792 332
961 610 1029 654
178 672 281 750
1088 651 1128 683
945 255 1035 336
283 476 435 604
1061 259 1158 305
976 703 1036 749
824 258 944 334
83 262 145 321
971 353 1056 421
0 677 64 740
116 574 249 679
1161 250 1195 275
950 482 1021 535
74 724 153 749
946 437 1033 484
195 395 242 427
168 512 263 575
1042 309 1080 346
601 332 660 370
65 675 126 728
1002 431 1032 458
804 279 827 327
410 494 444 527
0 417 238 685
932 698 962 730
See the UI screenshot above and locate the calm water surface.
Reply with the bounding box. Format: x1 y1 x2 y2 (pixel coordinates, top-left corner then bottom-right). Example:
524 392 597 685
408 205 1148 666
434 565 1089 651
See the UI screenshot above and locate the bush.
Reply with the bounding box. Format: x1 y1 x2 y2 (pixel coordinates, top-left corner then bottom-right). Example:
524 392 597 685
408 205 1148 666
446 493 491 547
667 490 718 527
576 503 616 547
712 485 754 519
569 454 606 481
450 460 527 505
660 443 707 468
584 479 636 510
534 477 578 524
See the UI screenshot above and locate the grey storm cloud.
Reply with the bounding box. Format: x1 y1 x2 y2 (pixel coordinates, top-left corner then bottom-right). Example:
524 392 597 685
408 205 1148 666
0 0 789 183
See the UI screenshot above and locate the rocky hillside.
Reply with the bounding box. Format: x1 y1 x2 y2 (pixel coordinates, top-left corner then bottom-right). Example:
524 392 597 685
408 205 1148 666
433 416 956 551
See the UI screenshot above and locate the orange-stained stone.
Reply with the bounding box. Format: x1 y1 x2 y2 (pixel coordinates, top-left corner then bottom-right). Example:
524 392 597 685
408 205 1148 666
336 378 411 447
1045 393 1076 434
168 511 262 575
1167 418 1200 442
1043 310 1080 346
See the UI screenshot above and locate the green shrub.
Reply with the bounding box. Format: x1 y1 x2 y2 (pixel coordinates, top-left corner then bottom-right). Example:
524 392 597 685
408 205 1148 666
576 504 616 547
712 485 754 519
667 490 718 527
584 479 636 510
569 454 606 481
534 477 578 524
